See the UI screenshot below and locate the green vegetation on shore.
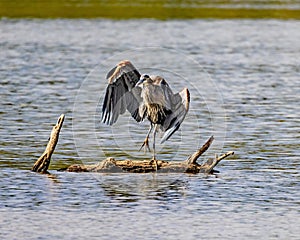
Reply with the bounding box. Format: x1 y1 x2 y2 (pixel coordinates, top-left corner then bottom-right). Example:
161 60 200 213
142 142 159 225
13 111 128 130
0 0 300 19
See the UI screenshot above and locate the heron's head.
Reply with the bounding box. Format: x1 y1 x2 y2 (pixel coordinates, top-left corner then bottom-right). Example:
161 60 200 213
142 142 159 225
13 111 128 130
135 74 151 87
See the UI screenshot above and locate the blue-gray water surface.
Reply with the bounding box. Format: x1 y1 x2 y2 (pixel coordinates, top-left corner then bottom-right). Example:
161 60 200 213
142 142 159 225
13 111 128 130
0 19 299 239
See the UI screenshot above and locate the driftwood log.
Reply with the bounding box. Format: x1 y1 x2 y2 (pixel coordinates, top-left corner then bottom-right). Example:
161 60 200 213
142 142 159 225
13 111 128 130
32 114 234 174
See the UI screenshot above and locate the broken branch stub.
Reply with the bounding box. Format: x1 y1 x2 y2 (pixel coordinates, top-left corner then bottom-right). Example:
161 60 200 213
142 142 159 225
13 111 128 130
185 135 214 164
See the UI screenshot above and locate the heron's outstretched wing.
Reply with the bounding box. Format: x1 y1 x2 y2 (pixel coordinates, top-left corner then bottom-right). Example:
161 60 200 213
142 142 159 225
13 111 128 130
101 60 143 125
160 87 190 143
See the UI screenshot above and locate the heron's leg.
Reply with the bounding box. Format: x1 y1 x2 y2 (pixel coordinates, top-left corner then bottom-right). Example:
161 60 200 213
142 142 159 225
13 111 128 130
151 124 159 171
139 124 153 152
152 124 158 160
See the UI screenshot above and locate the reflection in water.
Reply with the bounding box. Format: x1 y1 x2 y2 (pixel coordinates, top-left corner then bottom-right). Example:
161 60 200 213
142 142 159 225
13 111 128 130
100 174 189 205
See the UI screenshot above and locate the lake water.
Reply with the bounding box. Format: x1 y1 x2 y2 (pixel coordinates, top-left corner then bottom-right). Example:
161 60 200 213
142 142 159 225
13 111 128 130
0 19 299 239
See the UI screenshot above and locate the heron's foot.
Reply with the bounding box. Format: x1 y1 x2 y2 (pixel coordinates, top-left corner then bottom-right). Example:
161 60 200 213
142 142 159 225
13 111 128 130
150 158 158 171
139 137 151 153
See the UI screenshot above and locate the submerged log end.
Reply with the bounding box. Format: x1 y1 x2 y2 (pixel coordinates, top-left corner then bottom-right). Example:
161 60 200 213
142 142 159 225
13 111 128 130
32 153 50 174
32 114 65 173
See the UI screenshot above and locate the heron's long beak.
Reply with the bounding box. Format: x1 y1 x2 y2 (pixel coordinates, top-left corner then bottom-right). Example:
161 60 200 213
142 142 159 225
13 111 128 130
135 78 144 87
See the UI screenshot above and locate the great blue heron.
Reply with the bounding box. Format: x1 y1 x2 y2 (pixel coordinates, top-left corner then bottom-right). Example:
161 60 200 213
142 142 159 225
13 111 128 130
101 60 190 161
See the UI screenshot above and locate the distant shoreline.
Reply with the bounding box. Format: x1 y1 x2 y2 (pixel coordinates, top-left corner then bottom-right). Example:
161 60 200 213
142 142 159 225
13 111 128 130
1 1 300 19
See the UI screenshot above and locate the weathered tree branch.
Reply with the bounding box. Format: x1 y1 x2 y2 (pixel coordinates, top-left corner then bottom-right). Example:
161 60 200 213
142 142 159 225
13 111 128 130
32 114 65 173
32 114 234 174
185 135 214 164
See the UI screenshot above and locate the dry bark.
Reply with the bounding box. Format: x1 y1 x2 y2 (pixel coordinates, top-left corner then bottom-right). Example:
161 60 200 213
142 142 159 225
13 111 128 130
32 114 234 174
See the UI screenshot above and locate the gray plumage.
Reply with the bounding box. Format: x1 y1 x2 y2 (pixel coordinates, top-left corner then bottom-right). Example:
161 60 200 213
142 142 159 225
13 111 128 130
101 60 190 159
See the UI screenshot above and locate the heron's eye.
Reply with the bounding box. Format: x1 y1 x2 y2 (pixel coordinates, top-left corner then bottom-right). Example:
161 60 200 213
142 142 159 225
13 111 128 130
143 74 149 79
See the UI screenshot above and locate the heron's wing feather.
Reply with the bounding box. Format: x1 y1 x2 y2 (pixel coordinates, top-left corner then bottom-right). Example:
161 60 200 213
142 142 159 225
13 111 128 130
101 60 142 125
160 88 190 143
152 76 174 110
